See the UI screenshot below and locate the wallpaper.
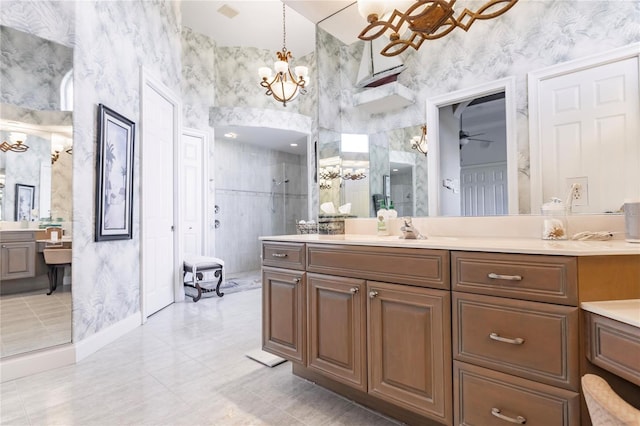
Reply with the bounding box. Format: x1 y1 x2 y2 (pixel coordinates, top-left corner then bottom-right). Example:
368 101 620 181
70 0 181 340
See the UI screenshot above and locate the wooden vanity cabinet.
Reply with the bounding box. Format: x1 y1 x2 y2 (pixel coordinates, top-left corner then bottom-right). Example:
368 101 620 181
307 273 367 392
0 231 36 281
452 251 581 425
368 281 452 423
262 266 307 364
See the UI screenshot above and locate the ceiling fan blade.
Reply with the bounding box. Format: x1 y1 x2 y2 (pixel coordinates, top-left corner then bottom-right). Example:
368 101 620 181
468 138 493 143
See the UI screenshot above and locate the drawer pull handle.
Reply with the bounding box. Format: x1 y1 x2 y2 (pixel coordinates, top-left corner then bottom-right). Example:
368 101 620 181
369 291 378 298
350 287 359 294
272 253 288 258
488 272 522 281
491 408 526 424
490 332 524 345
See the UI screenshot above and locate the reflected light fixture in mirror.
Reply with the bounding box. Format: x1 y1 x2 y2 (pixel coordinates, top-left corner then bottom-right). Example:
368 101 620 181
258 3 309 106
51 134 72 164
1 131 29 152
410 125 428 156
357 0 519 56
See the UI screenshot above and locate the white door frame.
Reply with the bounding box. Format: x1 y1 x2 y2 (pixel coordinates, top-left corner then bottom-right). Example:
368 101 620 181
528 42 640 213
140 68 182 321
181 127 211 258
426 77 518 216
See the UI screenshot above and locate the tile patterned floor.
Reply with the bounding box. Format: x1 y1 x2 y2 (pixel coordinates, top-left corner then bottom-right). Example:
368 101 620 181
0 289 72 358
1 287 401 425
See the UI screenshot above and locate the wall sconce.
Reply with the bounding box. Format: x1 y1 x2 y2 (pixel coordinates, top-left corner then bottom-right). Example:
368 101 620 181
0 132 29 152
410 125 428 156
51 135 72 164
358 0 519 56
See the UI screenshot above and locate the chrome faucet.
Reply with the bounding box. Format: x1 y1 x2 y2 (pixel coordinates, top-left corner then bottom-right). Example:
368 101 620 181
400 217 426 240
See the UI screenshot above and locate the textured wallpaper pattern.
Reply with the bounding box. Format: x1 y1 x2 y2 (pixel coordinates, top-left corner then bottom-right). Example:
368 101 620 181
71 0 181 340
0 25 73 111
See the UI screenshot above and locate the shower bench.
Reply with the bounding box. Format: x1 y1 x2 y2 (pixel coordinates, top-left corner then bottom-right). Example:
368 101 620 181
183 256 225 302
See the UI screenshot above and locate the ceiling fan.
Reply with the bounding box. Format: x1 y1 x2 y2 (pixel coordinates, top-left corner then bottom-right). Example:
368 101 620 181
459 116 494 149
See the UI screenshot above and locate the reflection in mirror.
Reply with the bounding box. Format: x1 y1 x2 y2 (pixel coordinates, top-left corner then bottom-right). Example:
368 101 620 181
438 93 508 216
0 25 73 358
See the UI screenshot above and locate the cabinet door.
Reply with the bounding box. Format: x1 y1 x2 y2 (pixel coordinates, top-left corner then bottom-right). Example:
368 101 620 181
0 241 36 280
262 267 306 364
308 273 366 391
367 281 452 424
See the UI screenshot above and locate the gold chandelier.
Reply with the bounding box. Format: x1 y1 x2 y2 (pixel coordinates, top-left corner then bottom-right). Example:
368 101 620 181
358 0 519 57
0 132 29 153
258 3 309 107
410 125 428 156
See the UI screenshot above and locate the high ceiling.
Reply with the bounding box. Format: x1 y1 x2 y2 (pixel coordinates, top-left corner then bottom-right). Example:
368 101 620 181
181 1 360 153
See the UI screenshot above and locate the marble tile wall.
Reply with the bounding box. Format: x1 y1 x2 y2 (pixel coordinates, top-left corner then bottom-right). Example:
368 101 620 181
316 1 640 214
214 138 307 273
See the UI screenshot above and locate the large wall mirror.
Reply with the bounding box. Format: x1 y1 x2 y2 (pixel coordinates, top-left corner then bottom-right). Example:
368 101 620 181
314 3 639 218
0 25 73 358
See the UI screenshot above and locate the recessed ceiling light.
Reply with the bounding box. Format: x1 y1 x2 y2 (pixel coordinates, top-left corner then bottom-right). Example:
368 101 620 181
290 143 298 147
224 132 237 139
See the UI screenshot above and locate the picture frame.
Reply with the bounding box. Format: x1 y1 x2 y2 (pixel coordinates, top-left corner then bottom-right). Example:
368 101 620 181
15 183 35 221
95 104 135 241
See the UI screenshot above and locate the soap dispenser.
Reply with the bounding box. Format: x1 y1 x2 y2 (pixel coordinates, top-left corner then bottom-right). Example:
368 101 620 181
541 197 568 240
376 201 389 236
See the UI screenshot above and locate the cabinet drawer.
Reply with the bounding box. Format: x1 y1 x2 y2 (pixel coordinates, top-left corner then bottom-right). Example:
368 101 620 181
0 231 35 243
262 242 305 270
452 251 577 305
454 361 580 426
585 311 640 386
453 292 579 390
307 244 449 290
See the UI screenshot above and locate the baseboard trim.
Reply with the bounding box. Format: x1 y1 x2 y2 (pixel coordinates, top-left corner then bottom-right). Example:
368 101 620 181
75 312 142 361
1 344 76 382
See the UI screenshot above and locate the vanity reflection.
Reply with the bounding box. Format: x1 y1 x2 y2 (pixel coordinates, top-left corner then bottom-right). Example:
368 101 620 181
0 25 73 358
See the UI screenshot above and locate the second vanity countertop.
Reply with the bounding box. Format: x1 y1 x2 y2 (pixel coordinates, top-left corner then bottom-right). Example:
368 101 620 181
260 234 640 256
581 299 640 328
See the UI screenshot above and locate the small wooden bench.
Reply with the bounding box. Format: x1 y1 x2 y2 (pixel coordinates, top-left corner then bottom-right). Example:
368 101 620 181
183 256 224 302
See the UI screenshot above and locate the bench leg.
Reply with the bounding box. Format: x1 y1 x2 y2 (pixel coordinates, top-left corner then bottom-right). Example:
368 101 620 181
214 268 224 297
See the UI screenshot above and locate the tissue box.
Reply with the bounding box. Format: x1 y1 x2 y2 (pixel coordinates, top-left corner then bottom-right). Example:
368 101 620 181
318 214 356 235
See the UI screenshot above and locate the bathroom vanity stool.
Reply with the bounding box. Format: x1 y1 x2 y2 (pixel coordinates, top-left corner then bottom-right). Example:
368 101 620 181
183 256 224 302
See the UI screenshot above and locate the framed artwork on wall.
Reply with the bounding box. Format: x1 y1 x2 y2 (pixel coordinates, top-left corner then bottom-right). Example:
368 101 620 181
95 104 135 241
15 183 35 221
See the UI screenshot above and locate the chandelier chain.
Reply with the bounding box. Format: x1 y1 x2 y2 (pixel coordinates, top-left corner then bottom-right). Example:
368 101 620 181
282 3 287 52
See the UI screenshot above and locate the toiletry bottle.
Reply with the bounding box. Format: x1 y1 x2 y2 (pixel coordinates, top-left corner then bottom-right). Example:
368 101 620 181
541 197 568 240
377 201 389 236
387 201 398 219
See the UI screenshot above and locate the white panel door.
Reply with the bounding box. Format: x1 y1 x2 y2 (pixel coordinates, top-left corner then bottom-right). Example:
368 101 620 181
537 56 639 213
181 130 206 257
142 75 177 316
461 162 508 216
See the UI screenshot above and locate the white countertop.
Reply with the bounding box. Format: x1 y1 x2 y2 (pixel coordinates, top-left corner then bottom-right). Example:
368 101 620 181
581 299 640 328
260 234 640 256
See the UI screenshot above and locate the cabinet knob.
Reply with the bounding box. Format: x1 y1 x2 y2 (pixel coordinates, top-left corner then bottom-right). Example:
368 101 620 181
293 277 301 284
368 290 378 298
491 408 526 424
350 287 359 294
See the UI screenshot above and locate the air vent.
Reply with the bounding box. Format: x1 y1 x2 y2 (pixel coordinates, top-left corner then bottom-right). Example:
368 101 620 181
217 4 239 19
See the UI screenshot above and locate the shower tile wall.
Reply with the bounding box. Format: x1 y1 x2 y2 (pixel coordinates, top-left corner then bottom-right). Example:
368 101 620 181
214 139 307 274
